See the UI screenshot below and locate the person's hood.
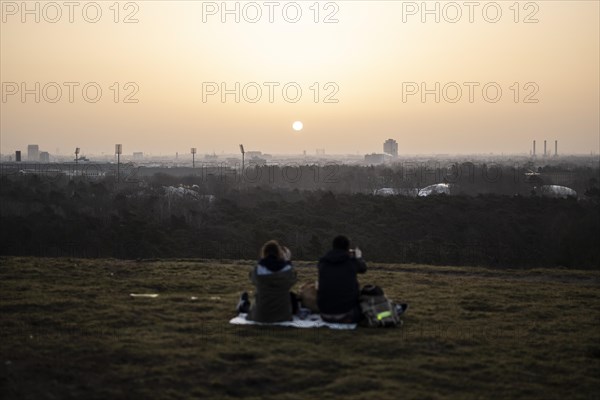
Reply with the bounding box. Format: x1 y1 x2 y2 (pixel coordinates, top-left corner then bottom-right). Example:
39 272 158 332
250 266 297 287
258 255 288 272
319 249 350 264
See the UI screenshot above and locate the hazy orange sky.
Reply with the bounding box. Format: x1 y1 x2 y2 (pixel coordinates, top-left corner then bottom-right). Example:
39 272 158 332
1 1 599 156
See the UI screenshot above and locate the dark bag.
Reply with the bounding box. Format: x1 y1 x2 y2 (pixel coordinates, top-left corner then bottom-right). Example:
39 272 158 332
359 285 400 328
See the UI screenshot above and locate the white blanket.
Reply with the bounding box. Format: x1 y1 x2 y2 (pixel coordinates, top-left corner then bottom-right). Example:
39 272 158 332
229 313 357 330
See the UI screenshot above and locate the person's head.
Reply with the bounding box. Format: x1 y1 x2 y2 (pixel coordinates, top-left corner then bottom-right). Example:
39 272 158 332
332 235 350 251
261 240 283 259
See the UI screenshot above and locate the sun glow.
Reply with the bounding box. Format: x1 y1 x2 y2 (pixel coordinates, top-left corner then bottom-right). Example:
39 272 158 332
292 121 303 131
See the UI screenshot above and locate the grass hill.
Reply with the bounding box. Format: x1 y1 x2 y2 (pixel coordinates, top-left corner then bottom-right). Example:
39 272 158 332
1 257 599 399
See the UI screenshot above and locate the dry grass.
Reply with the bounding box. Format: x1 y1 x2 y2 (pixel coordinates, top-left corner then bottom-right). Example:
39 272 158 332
1 257 599 399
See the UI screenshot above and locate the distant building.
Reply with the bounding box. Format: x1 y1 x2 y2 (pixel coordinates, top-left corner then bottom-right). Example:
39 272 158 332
39 151 50 163
418 183 451 197
28 144 39 161
133 152 144 160
15 151 21 162
364 153 391 165
383 139 398 158
246 151 262 158
248 156 267 166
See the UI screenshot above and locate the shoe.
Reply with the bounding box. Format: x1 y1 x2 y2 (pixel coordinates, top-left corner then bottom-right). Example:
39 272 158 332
395 303 408 316
237 292 250 314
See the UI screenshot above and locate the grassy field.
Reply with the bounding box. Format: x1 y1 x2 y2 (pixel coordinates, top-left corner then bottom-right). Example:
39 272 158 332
1 256 599 399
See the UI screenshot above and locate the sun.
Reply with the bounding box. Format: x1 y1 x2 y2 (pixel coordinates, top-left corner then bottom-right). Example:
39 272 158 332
292 121 303 131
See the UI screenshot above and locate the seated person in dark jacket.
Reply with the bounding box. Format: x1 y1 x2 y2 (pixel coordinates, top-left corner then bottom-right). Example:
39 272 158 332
317 235 367 324
237 240 298 323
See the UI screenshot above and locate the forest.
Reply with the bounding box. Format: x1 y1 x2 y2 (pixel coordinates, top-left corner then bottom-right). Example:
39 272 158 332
1 163 598 269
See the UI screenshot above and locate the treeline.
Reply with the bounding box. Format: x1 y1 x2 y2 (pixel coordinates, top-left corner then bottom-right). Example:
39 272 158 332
141 162 598 196
1 174 598 269
5 161 597 195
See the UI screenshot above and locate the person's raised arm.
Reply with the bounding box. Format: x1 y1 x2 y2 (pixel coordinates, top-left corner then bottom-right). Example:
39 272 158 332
352 247 367 274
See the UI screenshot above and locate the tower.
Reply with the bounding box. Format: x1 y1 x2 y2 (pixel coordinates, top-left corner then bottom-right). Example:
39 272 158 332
191 147 197 168
383 139 398 158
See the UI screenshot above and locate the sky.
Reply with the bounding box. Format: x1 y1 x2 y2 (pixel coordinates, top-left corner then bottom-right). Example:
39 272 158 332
1 0 599 156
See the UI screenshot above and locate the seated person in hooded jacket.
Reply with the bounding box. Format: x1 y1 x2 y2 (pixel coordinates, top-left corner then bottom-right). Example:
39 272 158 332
240 240 298 323
317 235 367 324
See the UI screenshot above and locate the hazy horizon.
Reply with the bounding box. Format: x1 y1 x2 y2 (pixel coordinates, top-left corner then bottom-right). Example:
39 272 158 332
2 1 599 156
3 148 597 160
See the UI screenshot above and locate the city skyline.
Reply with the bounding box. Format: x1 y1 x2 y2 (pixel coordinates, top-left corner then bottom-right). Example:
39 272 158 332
6 136 589 162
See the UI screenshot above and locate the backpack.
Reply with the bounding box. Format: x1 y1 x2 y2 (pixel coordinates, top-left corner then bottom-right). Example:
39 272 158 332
359 285 400 328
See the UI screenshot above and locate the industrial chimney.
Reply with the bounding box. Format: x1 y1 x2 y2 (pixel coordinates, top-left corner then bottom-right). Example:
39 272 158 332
544 140 547 157
555 140 558 157
533 140 536 157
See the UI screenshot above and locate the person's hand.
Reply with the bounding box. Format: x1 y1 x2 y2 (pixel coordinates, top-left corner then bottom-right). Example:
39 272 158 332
354 247 362 259
282 246 292 261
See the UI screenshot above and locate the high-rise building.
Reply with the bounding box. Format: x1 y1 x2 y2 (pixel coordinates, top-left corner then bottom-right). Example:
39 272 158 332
27 144 39 161
15 151 21 162
39 151 50 163
383 139 398 158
